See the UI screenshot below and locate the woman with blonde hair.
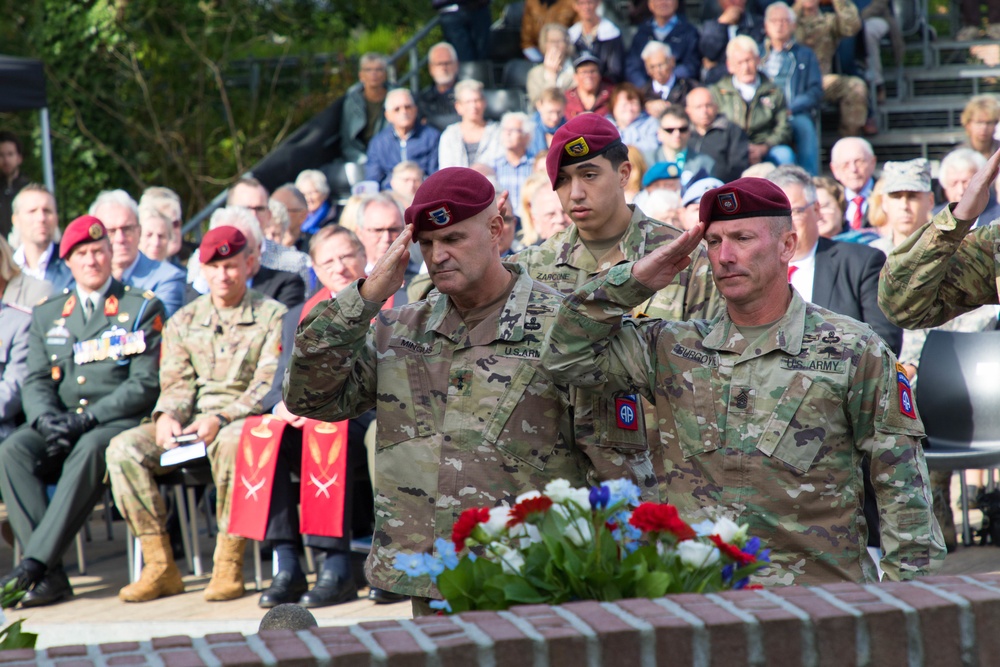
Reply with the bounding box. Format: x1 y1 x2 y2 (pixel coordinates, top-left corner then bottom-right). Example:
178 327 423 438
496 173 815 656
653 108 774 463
625 145 647 205
526 23 577 103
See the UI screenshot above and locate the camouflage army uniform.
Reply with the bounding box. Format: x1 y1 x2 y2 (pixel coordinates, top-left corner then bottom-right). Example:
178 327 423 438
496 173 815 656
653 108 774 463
512 206 723 492
542 263 945 585
879 206 1000 329
106 290 286 536
284 263 633 598
795 0 868 135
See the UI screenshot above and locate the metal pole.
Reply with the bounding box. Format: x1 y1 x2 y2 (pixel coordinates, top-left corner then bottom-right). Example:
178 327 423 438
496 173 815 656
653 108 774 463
39 107 55 192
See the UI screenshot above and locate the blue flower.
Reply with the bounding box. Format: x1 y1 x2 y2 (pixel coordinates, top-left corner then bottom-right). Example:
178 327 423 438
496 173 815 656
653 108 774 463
691 520 716 537
603 479 642 507
721 563 734 583
423 554 445 579
743 536 761 555
733 577 750 590
434 538 460 570
429 598 453 613
589 485 611 510
394 553 428 577
757 548 771 564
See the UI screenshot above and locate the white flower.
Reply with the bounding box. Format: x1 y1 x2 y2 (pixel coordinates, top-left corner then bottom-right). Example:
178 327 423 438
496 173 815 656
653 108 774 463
678 541 721 569
516 490 542 503
493 544 526 574
481 506 512 539
565 517 594 547
712 517 748 545
543 479 576 502
690 520 716 537
565 488 593 510
509 522 543 545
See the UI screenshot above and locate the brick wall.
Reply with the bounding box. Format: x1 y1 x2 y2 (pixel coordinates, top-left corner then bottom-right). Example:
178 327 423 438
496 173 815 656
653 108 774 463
4 574 1000 666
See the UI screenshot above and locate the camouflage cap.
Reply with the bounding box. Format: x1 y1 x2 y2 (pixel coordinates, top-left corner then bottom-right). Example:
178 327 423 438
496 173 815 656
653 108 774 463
546 114 625 188
404 167 495 234
881 158 932 194
700 177 791 224
59 215 107 259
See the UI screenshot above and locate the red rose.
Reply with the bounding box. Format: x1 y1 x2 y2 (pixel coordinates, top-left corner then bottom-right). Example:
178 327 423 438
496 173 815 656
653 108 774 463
452 507 491 551
507 495 554 528
710 535 756 566
628 503 696 541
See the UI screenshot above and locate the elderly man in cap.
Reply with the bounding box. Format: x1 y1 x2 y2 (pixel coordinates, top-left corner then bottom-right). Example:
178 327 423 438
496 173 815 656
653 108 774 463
543 177 945 586
511 113 720 481
284 167 647 614
106 226 286 603
0 216 165 607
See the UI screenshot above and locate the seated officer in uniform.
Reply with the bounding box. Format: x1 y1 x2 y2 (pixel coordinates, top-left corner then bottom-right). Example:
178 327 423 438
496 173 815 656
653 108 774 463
106 226 286 603
542 177 946 586
0 215 165 607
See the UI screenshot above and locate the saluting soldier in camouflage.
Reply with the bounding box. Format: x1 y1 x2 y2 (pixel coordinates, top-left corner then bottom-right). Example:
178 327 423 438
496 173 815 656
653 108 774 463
106 226 286 604
543 177 945 586
285 168 645 607
513 114 722 485
0 215 164 607
879 146 1000 330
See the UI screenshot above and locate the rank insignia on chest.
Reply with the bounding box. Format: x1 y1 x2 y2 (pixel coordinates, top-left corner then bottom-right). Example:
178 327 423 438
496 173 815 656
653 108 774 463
62 295 77 318
449 369 474 396
731 387 753 412
895 362 917 419
615 394 639 431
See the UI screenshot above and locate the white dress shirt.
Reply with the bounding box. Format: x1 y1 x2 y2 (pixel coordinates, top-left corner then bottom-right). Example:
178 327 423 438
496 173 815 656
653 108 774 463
788 242 818 302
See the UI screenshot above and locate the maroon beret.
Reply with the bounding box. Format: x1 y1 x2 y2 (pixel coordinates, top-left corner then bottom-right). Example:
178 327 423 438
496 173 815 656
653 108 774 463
699 177 792 225
59 215 107 259
200 226 247 264
405 167 495 234
546 114 624 188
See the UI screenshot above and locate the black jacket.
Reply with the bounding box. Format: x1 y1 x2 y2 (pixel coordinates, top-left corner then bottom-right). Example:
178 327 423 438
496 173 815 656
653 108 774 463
686 116 749 183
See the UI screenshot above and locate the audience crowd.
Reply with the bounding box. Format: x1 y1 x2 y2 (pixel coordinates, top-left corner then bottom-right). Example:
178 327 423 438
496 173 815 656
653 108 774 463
0 0 998 617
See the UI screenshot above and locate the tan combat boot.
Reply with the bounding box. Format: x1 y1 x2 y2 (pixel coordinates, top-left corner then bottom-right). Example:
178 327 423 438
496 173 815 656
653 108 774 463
203 533 246 601
119 533 185 602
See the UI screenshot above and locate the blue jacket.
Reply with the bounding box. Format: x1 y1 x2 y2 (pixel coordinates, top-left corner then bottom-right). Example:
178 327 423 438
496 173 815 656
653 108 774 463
759 40 824 116
626 16 701 87
364 122 441 189
44 253 74 293
121 251 186 318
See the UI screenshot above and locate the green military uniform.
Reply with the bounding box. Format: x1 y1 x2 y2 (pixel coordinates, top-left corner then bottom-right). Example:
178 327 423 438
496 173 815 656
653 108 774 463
795 0 868 135
710 75 792 149
106 289 286 536
284 263 639 599
541 263 946 585
879 205 1000 329
0 281 164 568
512 206 723 487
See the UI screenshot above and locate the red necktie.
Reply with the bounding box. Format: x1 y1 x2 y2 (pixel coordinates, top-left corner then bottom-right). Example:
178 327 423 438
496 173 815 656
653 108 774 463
850 196 865 230
787 265 798 282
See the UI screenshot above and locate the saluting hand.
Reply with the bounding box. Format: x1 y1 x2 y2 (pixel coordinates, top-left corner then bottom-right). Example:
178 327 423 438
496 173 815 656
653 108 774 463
359 224 413 304
953 145 1000 222
631 222 705 292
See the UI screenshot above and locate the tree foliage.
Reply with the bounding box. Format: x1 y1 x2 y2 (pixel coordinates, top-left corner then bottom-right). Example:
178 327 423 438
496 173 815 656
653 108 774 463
0 0 436 224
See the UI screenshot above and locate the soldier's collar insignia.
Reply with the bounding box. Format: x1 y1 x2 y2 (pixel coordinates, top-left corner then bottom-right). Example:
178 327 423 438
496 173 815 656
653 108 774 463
104 294 119 316
565 137 589 157
62 294 77 317
717 192 739 213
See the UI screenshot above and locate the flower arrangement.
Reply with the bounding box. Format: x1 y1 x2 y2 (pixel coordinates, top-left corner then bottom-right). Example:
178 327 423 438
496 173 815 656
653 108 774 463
0 578 37 649
393 478 769 613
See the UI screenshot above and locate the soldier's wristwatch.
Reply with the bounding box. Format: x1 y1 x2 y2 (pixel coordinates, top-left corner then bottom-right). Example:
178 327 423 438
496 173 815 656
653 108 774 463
214 413 231 429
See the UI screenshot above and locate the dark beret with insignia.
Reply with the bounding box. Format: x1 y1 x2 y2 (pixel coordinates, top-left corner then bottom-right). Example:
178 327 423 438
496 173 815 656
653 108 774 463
699 177 792 225
404 167 495 235
59 215 107 259
200 226 247 264
546 114 624 188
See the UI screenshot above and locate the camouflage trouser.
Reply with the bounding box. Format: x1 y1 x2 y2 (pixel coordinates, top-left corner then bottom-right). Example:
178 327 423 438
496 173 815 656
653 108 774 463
106 415 245 536
929 469 958 550
822 74 869 135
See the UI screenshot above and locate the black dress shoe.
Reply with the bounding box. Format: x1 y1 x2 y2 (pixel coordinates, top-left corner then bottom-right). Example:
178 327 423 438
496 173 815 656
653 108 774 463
368 587 409 604
19 568 72 608
258 570 309 609
298 570 358 608
0 562 42 596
